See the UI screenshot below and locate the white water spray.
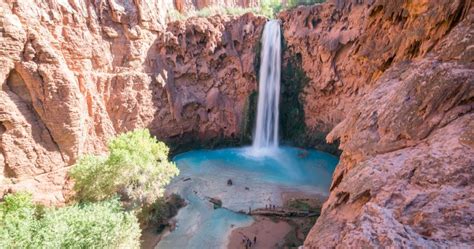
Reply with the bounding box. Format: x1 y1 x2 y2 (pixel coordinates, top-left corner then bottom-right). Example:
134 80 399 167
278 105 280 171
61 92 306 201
252 20 281 150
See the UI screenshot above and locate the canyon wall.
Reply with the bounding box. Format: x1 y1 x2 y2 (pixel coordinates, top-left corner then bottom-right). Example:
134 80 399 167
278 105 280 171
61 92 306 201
0 0 265 204
174 0 259 13
1 0 473 247
280 0 473 247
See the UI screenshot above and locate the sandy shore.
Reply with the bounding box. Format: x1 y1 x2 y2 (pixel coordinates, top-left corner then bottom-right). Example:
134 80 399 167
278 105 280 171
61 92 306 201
227 191 327 249
227 216 292 249
141 190 327 249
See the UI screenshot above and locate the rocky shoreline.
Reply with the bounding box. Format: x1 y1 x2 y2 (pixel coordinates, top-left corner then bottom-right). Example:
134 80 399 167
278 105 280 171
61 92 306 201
228 191 325 248
142 190 327 249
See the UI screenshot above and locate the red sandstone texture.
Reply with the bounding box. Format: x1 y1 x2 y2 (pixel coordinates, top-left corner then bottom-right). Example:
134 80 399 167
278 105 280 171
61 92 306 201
0 0 265 204
280 0 473 247
1 0 473 247
174 0 259 13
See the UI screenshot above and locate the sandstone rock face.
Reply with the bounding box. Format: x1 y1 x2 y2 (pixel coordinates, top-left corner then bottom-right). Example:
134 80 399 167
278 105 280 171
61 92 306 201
0 0 265 204
175 0 259 13
1 0 473 246
280 0 471 132
280 0 473 247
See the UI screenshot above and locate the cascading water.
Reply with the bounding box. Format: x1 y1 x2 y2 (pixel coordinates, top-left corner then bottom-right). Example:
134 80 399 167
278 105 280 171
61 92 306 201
156 19 339 249
252 20 281 150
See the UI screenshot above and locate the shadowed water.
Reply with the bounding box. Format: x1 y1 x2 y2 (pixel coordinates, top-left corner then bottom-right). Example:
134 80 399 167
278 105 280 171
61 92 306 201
155 146 338 249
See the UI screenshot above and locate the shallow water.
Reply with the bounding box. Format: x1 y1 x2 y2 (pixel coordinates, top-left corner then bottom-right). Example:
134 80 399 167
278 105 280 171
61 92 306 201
155 146 338 249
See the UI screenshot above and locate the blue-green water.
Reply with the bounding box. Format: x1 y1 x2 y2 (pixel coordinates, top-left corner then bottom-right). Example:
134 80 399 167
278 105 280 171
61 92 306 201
156 146 338 249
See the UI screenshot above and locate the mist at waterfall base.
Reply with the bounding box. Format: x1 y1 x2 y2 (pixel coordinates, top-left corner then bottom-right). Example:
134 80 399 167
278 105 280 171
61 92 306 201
156 20 338 249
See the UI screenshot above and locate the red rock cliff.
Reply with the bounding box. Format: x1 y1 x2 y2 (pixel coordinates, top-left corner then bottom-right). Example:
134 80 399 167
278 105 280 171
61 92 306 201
1 0 473 246
280 0 473 247
0 0 265 204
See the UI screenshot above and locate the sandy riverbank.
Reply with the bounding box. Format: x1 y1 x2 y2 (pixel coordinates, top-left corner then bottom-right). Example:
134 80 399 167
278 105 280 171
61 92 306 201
141 189 327 248
227 191 326 249
227 216 292 249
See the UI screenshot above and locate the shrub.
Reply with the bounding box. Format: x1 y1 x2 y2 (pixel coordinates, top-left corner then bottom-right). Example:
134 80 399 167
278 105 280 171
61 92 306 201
0 193 140 249
166 0 327 21
260 0 283 18
286 0 326 8
167 5 263 20
260 0 326 17
167 9 186 22
70 129 180 209
0 192 37 248
139 193 186 227
193 6 257 17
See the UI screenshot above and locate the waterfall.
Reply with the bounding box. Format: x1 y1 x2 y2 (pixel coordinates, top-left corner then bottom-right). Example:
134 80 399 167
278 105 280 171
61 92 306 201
252 20 281 150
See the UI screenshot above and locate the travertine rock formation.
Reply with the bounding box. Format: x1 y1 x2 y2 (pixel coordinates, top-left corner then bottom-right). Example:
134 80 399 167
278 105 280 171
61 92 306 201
280 0 473 247
0 0 265 204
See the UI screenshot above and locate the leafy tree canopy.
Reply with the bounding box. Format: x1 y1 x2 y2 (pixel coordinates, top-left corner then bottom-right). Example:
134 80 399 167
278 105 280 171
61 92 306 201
70 129 180 209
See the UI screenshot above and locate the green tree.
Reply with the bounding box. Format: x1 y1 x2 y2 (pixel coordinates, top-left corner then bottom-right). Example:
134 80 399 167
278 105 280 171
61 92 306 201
0 193 140 249
70 129 180 209
0 192 37 248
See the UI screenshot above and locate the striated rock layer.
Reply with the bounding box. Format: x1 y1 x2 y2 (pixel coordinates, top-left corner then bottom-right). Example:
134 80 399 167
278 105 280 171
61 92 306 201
280 0 473 247
0 0 265 204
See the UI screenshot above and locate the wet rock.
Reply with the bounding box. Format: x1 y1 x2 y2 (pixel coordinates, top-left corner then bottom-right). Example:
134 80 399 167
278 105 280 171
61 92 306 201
209 197 223 209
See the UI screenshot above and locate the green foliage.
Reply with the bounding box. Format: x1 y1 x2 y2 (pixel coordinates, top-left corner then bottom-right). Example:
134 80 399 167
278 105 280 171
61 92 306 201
0 192 37 248
69 155 110 202
194 6 251 17
0 193 140 249
260 0 283 18
70 129 180 209
167 9 187 22
261 0 326 18
1 130 179 248
140 194 186 227
167 5 264 20
286 0 326 8
166 0 326 21
288 199 311 211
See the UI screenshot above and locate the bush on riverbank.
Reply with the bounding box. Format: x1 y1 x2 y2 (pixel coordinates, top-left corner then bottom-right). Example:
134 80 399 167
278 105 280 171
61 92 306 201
140 193 186 229
70 129 180 209
0 192 140 249
0 129 181 247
